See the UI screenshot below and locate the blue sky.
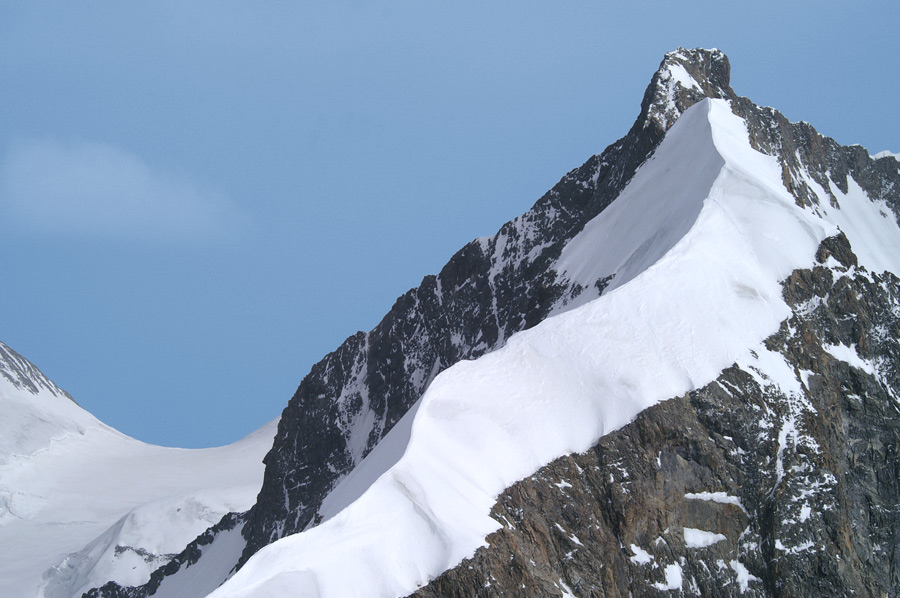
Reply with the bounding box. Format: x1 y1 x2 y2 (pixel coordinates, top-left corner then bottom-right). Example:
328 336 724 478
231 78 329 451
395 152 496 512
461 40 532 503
2 1 898 448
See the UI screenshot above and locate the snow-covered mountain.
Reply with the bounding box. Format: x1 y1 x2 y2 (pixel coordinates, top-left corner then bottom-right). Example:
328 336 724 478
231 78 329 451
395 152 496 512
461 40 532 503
0 341 277 597
203 73 900 597
12 47 900 597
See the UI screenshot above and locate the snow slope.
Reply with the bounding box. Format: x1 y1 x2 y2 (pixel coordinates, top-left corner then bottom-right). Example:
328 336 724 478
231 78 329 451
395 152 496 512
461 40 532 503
209 99 900 598
0 342 94 466
0 342 277 598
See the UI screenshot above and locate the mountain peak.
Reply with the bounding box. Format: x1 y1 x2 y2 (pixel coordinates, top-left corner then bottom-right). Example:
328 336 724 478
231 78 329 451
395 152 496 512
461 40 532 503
0 341 72 401
639 47 736 133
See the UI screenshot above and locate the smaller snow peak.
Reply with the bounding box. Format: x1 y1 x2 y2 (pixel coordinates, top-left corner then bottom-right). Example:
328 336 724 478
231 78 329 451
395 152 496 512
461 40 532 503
641 48 736 133
0 341 72 401
872 150 900 163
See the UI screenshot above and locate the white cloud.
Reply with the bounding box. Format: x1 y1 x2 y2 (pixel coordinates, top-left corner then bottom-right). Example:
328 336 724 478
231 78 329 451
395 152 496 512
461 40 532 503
0 139 244 242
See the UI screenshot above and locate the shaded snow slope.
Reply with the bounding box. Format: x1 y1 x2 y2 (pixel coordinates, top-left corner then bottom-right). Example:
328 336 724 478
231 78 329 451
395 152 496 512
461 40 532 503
209 98 899 598
552 92 725 309
0 344 277 598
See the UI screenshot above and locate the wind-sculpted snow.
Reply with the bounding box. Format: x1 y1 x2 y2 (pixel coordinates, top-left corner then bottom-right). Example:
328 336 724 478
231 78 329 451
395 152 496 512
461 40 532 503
413 232 900 597
0 345 278 598
552 94 726 309
207 98 897 598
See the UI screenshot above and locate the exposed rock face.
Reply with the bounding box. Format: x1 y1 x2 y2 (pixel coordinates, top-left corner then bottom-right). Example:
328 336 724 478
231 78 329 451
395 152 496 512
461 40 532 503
730 97 900 220
411 232 900 597
237 48 741 565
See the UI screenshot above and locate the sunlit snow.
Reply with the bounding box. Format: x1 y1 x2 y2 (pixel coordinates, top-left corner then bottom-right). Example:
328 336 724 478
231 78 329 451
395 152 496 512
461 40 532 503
652 563 684 591
629 544 654 565
683 527 727 549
